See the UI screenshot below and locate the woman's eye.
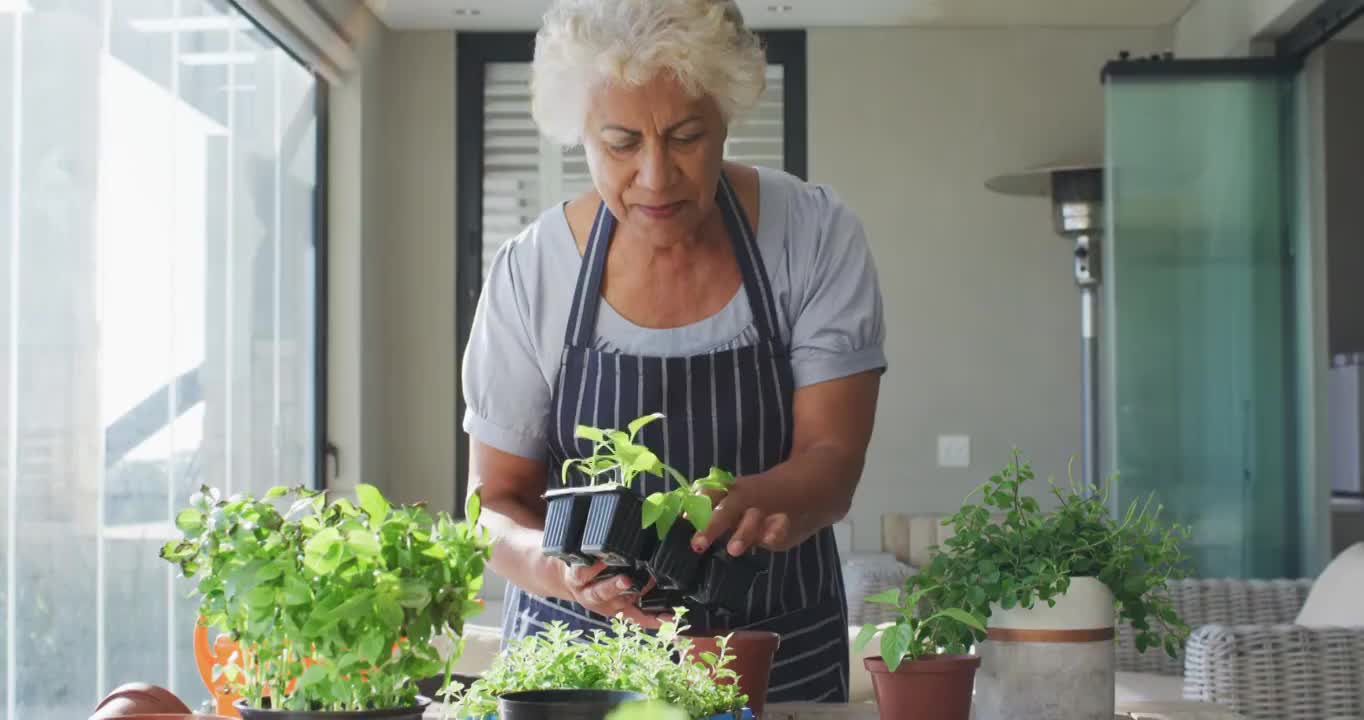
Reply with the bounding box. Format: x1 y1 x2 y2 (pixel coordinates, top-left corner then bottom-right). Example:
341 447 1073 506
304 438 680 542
609 141 637 152
674 134 703 145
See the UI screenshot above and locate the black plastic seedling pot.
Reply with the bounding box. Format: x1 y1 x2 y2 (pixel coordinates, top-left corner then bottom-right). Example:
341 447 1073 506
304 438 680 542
579 485 647 566
647 519 704 592
541 487 594 566
689 550 765 615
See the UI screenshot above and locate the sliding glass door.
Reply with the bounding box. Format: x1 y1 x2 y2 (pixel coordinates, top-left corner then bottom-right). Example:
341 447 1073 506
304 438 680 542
1102 60 1322 578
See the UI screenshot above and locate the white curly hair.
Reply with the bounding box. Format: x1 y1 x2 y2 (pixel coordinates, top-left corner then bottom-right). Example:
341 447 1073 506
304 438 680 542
531 0 768 146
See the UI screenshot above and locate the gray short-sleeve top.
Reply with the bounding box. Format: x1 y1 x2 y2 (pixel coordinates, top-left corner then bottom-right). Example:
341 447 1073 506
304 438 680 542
461 165 887 461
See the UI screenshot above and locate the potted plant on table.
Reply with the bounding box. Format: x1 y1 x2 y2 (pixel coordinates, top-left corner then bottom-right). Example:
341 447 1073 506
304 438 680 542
450 611 752 720
160 483 492 720
912 450 1192 720
851 585 987 720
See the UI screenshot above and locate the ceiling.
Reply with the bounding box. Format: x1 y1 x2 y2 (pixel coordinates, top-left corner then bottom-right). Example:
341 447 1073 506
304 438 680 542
365 0 1197 32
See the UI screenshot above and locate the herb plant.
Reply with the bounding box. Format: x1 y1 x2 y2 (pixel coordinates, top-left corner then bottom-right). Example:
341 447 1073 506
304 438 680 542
642 466 737 540
607 701 691 720
913 450 1193 657
160 484 491 712
852 586 986 671
561 413 686 489
453 610 747 719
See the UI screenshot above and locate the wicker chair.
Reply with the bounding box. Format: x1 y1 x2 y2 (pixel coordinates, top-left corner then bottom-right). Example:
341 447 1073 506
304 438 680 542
1116 578 1364 720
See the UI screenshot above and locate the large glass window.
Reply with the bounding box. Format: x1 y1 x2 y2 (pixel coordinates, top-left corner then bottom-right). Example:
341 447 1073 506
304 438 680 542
0 0 322 715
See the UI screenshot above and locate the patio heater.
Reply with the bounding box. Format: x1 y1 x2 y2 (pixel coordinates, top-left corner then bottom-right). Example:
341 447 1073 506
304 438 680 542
985 163 1104 494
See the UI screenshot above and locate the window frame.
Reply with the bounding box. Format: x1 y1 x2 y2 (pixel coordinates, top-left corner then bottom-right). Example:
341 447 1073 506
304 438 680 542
452 30 807 513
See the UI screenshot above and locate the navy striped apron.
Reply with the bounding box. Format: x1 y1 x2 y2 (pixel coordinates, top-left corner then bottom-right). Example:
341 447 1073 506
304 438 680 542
501 173 851 704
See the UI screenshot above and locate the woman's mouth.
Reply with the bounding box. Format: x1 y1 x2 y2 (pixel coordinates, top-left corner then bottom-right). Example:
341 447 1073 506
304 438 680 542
637 201 684 220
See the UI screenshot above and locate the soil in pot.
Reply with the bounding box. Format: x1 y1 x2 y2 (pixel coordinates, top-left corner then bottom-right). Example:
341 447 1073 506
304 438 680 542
684 630 780 719
647 520 704 592
414 672 480 702
542 489 594 566
688 551 764 615
233 696 430 720
497 689 645 720
863 654 980 720
579 487 646 566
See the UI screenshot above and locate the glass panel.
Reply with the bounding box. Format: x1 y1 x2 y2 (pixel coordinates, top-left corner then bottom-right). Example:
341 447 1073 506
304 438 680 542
0 0 319 715
1103 71 1302 578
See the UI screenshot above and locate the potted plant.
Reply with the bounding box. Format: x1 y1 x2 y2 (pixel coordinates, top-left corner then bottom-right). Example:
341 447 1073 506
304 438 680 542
913 450 1192 720
641 466 743 598
851 585 986 720
160 484 492 720
450 611 750 720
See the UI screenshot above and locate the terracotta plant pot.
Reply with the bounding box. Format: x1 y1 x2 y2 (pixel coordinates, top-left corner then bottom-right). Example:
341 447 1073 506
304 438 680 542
863 655 980 720
685 630 780 718
89 683 200 719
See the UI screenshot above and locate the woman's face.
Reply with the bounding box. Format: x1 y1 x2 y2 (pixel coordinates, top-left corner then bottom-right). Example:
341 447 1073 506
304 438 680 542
582 72 728 246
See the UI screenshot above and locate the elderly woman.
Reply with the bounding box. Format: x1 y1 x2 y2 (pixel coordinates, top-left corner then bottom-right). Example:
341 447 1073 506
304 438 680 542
462 0 884 703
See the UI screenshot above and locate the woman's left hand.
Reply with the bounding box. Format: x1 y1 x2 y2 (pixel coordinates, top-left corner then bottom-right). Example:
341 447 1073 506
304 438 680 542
689 481 797 557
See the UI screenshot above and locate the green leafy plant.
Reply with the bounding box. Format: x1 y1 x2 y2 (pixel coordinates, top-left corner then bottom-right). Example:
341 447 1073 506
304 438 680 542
561 412 687 490
913 449 1193 657
852 585 986 671
641 466 736 540
607 700 691 720
160 484 492 712
452 610 747 720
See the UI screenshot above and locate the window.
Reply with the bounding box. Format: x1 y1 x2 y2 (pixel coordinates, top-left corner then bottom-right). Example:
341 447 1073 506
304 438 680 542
0 1 325 716
454 32 806 503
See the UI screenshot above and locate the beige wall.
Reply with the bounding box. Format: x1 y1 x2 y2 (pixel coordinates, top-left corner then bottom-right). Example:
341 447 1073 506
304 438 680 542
807 26 1171 552
1174 0 1319 57
377 32 459 511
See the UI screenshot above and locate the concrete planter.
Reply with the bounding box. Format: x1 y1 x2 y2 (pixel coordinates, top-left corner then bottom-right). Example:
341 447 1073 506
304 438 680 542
974 577 1116 720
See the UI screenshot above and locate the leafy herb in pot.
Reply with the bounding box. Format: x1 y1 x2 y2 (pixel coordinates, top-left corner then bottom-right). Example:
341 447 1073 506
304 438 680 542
851 585 986 720
159 484 491 717
451 610 748 720
911 450 1193 657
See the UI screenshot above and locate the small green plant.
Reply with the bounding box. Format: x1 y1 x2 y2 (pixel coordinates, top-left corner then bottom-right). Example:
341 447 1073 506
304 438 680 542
562 413 686 489
852 585 986 671
914 449 1193 657
607 700 691 720
160 484 491 712
453 610 747 719
642 466 736 540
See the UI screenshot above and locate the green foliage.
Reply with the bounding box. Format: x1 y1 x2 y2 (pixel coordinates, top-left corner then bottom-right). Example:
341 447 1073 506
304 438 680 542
642 467 736 540
851 586 986 672
607 701 691 720
562 413 686 490
159 484 492 712
452 610 746 719
913 450 1193 658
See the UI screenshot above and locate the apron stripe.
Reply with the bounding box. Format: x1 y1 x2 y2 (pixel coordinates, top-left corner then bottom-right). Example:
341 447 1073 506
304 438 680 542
509 172 849 704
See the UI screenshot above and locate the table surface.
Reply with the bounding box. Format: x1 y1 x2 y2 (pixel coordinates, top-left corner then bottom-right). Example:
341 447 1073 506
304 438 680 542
425 702 1240 719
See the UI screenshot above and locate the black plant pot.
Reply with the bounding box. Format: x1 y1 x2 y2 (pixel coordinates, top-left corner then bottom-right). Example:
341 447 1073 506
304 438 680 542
497 689 645 720
647 519 704 592
414 672 480 701
235 697 429 720
542 489 594 566
638 585 691 614
689 550 765 614
580 486 646 566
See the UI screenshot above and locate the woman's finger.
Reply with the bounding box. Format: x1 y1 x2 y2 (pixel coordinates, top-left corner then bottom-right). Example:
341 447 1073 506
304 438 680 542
583 573 635 606
726 507 765 556
760 513 791 550
569 560 607 590
692 492 746 552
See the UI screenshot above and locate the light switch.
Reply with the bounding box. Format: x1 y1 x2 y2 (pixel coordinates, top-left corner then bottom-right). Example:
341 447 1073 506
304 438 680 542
937 435 971 468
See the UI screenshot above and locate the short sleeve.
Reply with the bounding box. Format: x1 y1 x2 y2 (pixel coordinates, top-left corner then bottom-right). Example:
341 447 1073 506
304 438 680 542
461 239 552 460
787 188 887 388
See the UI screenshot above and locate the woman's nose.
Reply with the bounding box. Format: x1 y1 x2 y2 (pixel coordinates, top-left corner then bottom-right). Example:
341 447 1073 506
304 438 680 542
635 142 676 191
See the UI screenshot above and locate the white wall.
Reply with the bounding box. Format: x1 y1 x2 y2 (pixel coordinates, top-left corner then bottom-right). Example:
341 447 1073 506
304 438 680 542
807 26 1171 552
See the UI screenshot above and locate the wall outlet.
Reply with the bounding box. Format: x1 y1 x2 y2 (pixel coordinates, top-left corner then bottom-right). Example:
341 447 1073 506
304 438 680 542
937 435 971 468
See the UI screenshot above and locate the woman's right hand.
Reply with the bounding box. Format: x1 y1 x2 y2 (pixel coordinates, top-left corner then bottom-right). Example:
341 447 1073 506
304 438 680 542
560 561 669 629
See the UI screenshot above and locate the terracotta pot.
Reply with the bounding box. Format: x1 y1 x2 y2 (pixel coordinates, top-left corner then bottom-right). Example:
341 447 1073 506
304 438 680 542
863 654 980 720
90 683 194 719
685 630 780 718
